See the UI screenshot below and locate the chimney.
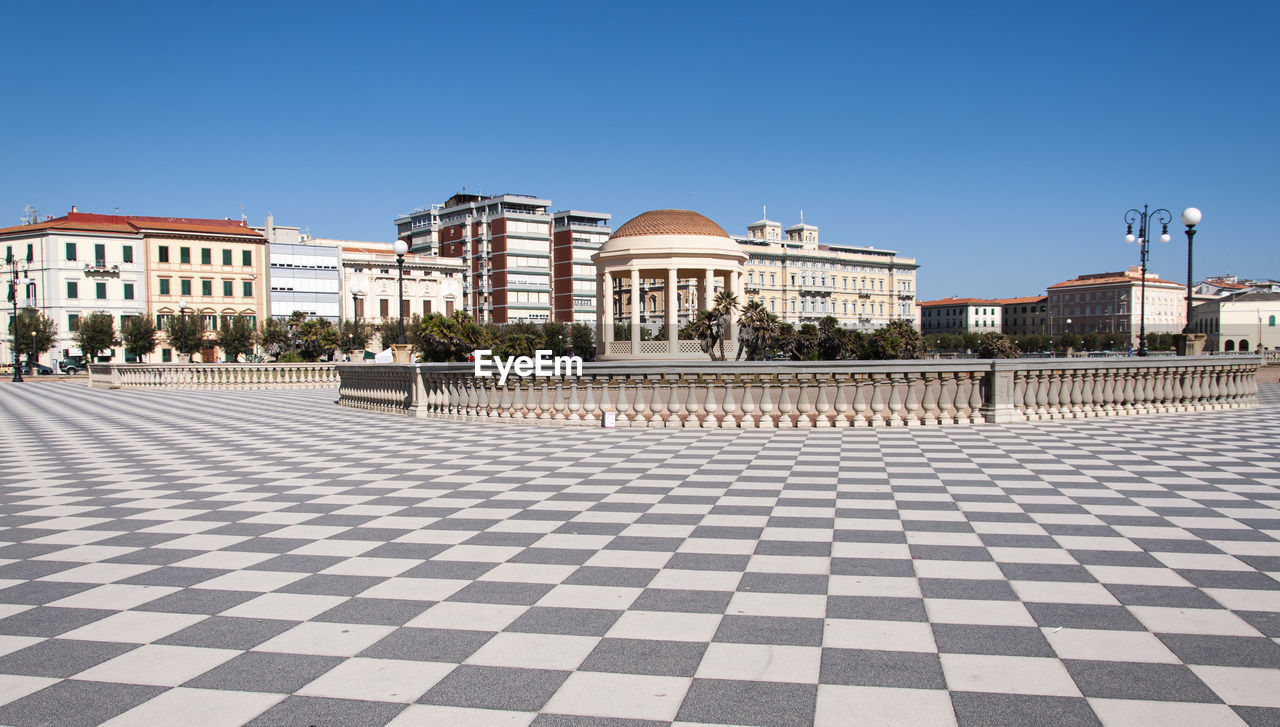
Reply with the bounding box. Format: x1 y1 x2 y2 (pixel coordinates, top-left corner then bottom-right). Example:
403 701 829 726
71 205 77 213
265 213 275 243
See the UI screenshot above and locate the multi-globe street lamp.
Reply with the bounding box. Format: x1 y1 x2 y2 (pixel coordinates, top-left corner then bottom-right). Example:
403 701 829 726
392 239 409 345
1124 205 1172 356
1180 207 1202 334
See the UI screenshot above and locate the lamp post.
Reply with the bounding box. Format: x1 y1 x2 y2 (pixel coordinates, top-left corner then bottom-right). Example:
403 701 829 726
6 254 33 382
1180 207 1201 333
1124 205 1172 356
392 240 409 345
175 300 192 363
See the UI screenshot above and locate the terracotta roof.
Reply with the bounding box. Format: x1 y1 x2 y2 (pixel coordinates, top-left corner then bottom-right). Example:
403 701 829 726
0 212 263 239
994 296 1047 305
1048 273 1182 289
918 297 1005 307
611 210 729 239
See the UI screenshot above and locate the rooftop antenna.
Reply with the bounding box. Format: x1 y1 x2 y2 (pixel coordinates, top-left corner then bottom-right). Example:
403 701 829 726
800 209 805 224
20 205 38 225
239 203 247 223
762 205 767 220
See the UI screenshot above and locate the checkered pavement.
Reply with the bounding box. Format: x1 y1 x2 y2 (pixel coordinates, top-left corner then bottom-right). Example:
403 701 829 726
0 380 1276 726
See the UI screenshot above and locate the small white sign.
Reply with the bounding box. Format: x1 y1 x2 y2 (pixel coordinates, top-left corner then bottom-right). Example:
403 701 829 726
374 348 394 363
602 412 617 428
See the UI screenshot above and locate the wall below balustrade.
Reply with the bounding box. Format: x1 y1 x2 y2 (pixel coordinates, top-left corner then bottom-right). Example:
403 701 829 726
335 357 1261 427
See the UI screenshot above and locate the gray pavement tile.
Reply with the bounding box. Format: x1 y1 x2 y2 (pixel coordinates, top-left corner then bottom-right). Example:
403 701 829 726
0 679 164 727
676 678 817 727
819 647 946 688
359 626 493 662
1062 659 1220 702
950 692 1101 727
244 695 405 727
184 650 343 693
417 664 569 711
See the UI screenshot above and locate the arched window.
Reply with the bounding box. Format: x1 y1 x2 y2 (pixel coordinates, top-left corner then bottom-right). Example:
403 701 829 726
1239 340 1250 352
1270 315 1276 327
1224 340 1235 352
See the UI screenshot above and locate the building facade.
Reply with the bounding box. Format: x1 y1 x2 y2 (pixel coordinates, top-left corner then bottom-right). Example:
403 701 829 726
254 216 342 321
551 210 611 323
737 213 919 330
0 210 268 365
1047 266 1184 341
1189 291 1280 353
336 242 464 327
919 298 1004 335
1000 296 1049 336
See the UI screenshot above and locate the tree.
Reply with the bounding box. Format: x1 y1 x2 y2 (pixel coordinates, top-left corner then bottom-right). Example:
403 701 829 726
494 322 544 359
338 320 372 354
736 300 779 360
259 318 289 360
568 323 595 361
297 318 337 361
687 310 724 360
163 313 207 362
121 315 159 362
12 311 57 367
711 290 738 361
218 315 257 363
542 321 569 357
976 332 1019 359
869 320 926 360
74 312 117 362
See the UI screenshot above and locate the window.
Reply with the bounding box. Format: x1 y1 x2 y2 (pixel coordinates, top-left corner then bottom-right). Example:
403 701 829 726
180 279 192 296
201 248 211 265
162 348 172 362
69 314 80 332
123 246 133 263
67 281 78 299
201 280 212 296
242 250 252 266
222 249 232 265
26 244 32 262
96 282 106 299
180 247 191 264
354 297 364 318
94 243 105 264
242 281 252 297
379 299 389 317
204 314 217 331
124 283 134 300
65 242 77 261
223 281 232 297
158 246 170 263
1268 315 1276 327
156 314 172 328
159 278 170 295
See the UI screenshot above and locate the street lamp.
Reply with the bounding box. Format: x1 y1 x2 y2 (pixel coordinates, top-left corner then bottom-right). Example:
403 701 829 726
1124 205 1172 356
349 276 367 326
392 239 409 345
6 254 34 382
175 300 192 363
1180 207 1201 333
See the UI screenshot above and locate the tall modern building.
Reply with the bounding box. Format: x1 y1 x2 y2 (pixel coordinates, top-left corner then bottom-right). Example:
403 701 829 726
551 210 611 323
395 193 609 324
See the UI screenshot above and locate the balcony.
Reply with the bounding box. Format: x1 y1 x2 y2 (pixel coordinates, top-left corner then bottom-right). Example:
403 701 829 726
84 260 120 276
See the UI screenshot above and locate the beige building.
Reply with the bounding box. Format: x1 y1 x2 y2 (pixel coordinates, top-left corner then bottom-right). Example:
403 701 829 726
335 242 465 325
738 212 919 330
1190 291 1280 353
1047 266 1185 342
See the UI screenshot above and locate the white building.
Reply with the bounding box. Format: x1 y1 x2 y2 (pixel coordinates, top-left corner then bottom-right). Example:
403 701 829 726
254 216 342 321
334 241 465 325
1190 291 1280 353
919 298 1004 335
1047 266 1185 342
0 211 149 365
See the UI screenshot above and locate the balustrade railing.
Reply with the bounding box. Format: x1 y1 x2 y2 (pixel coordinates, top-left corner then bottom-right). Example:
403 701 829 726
335 356 1261 427
89 363 340 390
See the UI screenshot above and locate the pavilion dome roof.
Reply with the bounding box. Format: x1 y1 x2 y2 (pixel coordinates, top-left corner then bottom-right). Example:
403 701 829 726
610 209 730 239
595 209 747 263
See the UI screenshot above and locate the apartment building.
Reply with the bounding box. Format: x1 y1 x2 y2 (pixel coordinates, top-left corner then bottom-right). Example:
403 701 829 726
1189 290 1280 353
0 210 267 364
336 242 464 324
551 210 611 323
1000 296 1049 336
1047 266 1184 341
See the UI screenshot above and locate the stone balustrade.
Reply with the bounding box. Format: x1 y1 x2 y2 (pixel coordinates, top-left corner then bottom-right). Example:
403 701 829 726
89 363 340 390
335 356 1260 427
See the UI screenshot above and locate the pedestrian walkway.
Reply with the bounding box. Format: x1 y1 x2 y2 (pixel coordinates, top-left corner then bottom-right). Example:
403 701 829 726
0 382 1277 726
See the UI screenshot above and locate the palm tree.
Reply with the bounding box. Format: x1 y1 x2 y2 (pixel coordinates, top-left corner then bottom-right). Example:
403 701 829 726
736 300 773 360
711 290 738 361
687 310 722 360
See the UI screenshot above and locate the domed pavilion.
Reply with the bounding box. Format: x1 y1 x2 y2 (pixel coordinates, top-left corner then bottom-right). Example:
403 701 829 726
592 209 749 360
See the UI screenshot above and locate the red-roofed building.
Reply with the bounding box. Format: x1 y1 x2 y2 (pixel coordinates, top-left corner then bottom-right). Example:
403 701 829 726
0 210 268 365
1046 266 1185 343
998 296 1049 336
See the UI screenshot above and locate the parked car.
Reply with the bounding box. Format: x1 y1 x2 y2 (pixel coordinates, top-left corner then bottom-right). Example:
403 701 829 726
20 363 54 376
59 357 85 374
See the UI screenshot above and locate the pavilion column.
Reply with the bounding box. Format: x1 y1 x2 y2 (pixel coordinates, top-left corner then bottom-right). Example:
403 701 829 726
600 270 614 348
730 270 743 339
666 267 679 353
704 268 715 310
630 267 641 357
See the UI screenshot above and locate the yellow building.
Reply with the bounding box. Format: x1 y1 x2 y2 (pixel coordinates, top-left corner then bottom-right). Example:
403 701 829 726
609 211 919 332
143 217 270 362
738 213 919 330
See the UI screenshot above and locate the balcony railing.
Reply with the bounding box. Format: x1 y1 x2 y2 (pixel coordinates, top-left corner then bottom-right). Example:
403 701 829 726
84 260 119 274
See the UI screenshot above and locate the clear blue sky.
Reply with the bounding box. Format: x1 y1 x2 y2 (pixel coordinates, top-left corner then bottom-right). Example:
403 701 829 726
4 1 1277 299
